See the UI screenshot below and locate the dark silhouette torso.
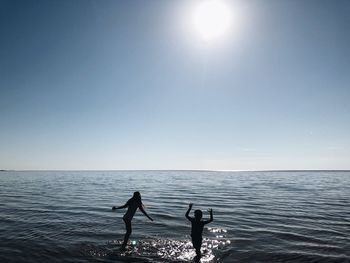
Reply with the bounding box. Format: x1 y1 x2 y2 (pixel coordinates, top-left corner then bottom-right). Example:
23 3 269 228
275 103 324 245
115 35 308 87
123 199 139 221
189 218 205 239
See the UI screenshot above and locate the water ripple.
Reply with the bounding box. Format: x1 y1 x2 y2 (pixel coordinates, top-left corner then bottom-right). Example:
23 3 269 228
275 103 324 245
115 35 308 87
1 170 349 262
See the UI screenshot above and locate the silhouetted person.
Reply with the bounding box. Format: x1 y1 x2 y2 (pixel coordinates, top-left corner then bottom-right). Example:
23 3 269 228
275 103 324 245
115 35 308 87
112 191 153 250
186 203 213 261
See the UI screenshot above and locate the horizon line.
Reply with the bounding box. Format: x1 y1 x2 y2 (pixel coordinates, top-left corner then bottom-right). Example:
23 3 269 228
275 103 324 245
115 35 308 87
1 169 350 172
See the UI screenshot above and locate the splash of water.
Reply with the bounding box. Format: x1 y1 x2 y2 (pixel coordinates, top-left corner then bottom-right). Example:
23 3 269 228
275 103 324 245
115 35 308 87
81 234 231 262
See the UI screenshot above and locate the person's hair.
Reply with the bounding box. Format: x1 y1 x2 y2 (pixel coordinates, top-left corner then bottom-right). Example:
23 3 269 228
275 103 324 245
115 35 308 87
194 209 202 220
132 191 142 206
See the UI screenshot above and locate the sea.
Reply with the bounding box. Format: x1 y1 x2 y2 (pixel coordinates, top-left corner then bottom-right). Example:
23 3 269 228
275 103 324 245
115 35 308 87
0 170 349 263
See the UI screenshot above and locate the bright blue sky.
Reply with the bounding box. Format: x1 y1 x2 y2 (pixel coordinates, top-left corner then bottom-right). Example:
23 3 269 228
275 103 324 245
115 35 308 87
1 0 349 170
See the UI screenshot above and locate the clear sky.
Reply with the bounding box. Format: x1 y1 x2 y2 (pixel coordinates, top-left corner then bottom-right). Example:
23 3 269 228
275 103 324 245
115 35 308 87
1 0 349 170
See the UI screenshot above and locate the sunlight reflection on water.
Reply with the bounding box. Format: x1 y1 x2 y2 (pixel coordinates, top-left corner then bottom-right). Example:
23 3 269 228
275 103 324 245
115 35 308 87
81 233 230 262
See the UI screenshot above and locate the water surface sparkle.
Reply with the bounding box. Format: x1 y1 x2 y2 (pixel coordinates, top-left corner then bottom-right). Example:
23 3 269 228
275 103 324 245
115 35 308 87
0 171 349 262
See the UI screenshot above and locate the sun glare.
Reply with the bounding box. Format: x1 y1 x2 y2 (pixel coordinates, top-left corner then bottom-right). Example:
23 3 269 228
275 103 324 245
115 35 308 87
193 0 231 41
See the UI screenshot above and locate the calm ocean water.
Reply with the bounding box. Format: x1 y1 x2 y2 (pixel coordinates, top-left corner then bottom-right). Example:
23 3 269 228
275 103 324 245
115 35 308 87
0 171 349 263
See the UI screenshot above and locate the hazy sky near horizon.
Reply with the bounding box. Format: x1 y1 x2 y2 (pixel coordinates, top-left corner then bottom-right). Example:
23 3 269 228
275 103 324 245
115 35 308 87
1 0 349 170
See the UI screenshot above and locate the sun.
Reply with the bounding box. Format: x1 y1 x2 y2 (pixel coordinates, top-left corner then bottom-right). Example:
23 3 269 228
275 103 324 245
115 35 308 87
193 0 231 41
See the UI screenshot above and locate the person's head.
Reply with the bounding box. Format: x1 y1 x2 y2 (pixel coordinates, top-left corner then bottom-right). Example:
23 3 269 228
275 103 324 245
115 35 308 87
194 209 202 221
133 191 142 204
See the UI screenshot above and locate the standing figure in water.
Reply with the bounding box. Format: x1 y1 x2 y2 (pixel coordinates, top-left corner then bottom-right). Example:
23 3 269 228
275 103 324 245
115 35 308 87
112 191 153 250
186 203 213 261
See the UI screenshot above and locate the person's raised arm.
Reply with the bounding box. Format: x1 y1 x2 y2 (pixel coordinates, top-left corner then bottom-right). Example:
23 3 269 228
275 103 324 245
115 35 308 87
112 201 128 210
204 208 213 224
185 203 193 221
139 205 153 221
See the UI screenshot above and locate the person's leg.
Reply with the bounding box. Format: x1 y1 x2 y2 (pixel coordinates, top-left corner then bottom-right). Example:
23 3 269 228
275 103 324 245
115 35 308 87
192 238 202 259
121 218 132 250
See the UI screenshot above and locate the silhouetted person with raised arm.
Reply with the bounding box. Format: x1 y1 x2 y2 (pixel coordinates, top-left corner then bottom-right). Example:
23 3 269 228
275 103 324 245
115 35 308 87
112 191 153 250
186 203 213 261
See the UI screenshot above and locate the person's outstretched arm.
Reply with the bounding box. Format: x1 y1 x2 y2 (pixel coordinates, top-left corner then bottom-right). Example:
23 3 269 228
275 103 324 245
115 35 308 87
204 208 213 224
112 202 128 210
185 203 193 221
139 205 153 221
